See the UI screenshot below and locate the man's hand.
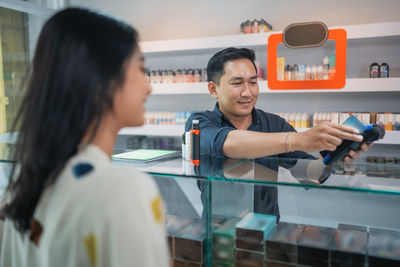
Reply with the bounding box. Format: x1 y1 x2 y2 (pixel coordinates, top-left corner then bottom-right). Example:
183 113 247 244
293 122 364 152
344 143 372 163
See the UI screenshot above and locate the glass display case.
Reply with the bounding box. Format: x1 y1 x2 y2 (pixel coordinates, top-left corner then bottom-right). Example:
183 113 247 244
1 147 399 266
112 152 400 267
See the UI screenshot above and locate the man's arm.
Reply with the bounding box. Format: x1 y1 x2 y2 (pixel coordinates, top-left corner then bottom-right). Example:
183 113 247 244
223 122 363 159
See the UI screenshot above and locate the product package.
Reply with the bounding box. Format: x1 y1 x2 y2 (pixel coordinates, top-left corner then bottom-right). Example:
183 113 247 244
214 217 240 248
235 249 265 267
166 216 195 257
367 227 400 266
213 246 235 263
174 219 206 263
213 217 240 265
330 224 368 267
265 222 305 266
235 213 277 252
297 225 335 267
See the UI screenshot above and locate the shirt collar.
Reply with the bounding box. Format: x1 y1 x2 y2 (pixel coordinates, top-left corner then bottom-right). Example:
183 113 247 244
214 102 260 127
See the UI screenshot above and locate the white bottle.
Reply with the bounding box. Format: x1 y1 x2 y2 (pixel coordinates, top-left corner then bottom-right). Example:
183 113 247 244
317 65 324 80
323 56 329 80
305 65 311 80
311 65 317 80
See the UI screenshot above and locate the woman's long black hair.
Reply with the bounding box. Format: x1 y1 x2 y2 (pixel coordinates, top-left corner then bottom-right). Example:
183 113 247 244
0 7 138 232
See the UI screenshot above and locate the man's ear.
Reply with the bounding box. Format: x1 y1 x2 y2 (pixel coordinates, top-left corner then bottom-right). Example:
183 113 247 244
208 81 218 100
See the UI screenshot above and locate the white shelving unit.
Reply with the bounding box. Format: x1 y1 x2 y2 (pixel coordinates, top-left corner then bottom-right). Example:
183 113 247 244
140 21 400 53
150 78 400 95
119 125 400 145
120 21 400 148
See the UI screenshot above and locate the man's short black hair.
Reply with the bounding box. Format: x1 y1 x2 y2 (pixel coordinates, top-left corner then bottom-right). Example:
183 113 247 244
207 47 257 85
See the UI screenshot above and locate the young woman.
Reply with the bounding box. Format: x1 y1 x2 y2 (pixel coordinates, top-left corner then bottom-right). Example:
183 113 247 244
0 8 169 267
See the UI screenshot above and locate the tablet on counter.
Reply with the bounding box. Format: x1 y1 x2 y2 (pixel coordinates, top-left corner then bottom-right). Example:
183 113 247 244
112 149 180 163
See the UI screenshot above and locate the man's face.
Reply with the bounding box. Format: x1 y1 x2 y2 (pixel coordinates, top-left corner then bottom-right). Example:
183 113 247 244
213 58 259 118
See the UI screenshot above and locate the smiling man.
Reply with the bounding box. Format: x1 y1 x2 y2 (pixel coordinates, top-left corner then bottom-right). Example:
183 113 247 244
185 47 368 161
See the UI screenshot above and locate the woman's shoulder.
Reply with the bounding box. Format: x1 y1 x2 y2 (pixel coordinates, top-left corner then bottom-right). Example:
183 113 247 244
60 145 159 205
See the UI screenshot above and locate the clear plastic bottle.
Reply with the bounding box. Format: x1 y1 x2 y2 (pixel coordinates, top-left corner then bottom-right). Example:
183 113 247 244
311 65 317 80
305 65 311 80
323 56 329 80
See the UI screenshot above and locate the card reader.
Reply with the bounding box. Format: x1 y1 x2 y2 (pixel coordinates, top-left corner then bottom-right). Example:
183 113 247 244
320 115 385 165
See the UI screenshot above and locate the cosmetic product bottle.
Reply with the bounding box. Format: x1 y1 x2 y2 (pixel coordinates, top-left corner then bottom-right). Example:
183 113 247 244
251 19 259 33
202 68 208 82
298 64 306 80
289 113 296 127
369 63 380 78
277 57 285 81
317 65 323 80
190 120 200 165
385 113 393 131
244 20 251 34
331 112 340 124
194 69 201 83
240 22 244 34
313 112 319 126
186 69 193 83
266 21 273 31
181 134 186 159
302 113 310 128
295 113 302 128
323 56 329 80
305 65 311 80
329 55 336 79
376 113 385 128
259 19 269 33
176 69 182 83
167 70 174 83
394 114 400 131
149 70 156 83
311 65 317 80
379 63 389 78
291 64 299 80
157 70 162 83
145 71 150 82
258 19 266 33
284 65 291 81
162 70 168 83
255 61 264 80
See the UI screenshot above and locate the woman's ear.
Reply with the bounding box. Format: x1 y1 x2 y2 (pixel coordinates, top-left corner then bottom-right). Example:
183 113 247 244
208 81 218 100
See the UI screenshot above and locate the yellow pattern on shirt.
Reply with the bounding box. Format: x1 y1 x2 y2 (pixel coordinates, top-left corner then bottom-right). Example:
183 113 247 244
83 233 97 267
151 195 163 224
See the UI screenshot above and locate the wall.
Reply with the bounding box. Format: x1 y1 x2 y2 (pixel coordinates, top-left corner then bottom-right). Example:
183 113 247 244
68 0 400 41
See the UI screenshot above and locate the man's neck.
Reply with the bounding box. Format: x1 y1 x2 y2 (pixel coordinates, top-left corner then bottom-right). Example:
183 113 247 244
222 110 253 130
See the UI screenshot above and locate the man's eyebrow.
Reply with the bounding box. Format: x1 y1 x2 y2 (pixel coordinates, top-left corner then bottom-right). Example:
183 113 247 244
228 77 244 82
249 75 258 79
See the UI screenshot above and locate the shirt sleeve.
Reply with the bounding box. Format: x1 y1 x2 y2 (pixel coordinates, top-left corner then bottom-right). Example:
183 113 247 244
185 112 235 158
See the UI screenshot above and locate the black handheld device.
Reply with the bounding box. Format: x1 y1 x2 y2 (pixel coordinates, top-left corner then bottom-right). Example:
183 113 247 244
320 124 385 165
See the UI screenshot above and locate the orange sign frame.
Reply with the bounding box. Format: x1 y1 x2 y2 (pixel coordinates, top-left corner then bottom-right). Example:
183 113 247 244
267 29 347 90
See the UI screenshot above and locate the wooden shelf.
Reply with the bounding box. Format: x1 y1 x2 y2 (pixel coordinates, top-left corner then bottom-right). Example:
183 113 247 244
119 125 400 145
149 78 400 95
140 21 400 53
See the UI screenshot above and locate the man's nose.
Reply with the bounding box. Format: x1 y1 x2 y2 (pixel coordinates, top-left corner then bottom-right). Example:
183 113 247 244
241 83 251 96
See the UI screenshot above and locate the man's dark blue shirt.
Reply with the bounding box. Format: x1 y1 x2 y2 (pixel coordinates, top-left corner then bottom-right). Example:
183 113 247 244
185 103 315 221
185 103 315 160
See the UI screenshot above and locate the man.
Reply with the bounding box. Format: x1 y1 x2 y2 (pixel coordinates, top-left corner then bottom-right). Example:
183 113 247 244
185 47 367 161
185 47 369 220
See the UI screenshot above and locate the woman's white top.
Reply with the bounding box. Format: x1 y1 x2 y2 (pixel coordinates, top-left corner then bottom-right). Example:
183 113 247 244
0 145 169 267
